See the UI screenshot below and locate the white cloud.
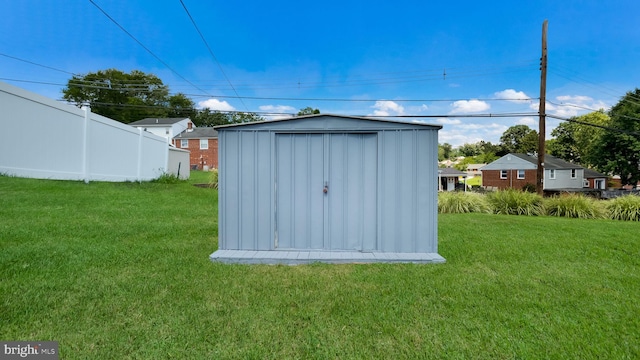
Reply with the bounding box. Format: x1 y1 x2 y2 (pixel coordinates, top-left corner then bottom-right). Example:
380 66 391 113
197 98 235 111
556 95 593 103
529 95 612 119
370 100 405 116
438 121 508 147
437 118 461 125
530 101 579 118
259 105 296 113
517 117 536 126
494 89 530 103
450 99 490 114
257 105 296 120
407 104 429 113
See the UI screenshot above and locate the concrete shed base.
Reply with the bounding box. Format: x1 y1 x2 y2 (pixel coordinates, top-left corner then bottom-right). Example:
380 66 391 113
209 250 446 265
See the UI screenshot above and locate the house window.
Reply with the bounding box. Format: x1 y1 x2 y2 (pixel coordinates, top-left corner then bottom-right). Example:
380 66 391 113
180 139 188 148
571 169 577 178
200 139 208 150
500 170 508 179
517 170 525 179
549 169 556 179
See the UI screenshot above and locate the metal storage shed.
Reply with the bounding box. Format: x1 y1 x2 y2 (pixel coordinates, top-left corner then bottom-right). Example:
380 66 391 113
210 114 445 264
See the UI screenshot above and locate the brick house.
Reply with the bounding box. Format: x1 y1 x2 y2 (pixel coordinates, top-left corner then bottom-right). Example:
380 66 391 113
481 153 588 191
173 127 219 170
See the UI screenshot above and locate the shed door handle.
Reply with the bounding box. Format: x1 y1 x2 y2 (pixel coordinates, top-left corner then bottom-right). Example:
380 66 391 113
323 181 328 194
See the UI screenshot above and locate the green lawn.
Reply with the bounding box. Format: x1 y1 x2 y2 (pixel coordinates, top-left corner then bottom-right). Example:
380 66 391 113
1 174 638 359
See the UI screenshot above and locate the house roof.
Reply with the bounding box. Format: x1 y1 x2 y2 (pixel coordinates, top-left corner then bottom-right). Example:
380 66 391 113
175 128 218 139
438 167 467 176
213 113 442 130
584 168 607 178
129 117 190 126
482 153 583 170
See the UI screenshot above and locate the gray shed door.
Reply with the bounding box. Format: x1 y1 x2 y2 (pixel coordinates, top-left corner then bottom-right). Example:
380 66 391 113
275 133 377 251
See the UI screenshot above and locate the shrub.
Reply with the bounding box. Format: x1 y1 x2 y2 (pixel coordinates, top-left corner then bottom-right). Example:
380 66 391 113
438 191 491 214
208 168 219 189
544 194 604 219
152 172 181 184
522 183 537 193
487 189 545 216
606 194 640 221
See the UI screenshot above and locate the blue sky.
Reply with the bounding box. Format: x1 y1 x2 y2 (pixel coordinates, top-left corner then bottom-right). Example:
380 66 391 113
2 0 639 146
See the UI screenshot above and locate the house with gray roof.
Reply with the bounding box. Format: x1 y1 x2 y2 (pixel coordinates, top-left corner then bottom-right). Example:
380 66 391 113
438 167 468 191
481 153 601 191
173 127 219 170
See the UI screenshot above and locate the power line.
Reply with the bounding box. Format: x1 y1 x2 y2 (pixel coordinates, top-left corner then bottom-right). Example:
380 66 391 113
179 0 248 111
0 53 77 76
66 100 539 118
166 60 538 88
547 114 640 136
548 100 640 122
88 0 210 97
3 76 540 103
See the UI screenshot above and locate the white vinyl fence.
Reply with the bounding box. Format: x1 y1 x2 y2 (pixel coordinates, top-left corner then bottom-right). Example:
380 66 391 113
0 81 189 181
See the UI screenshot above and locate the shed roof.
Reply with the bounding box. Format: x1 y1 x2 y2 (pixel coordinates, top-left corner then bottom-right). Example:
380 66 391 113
175 128 218 139
130 117 190 126
438 167 467 176
213 114 442 131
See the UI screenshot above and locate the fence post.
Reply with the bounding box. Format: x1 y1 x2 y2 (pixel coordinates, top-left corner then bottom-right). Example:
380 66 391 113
81 104 90 183
165 137 170 175
137 127 143 182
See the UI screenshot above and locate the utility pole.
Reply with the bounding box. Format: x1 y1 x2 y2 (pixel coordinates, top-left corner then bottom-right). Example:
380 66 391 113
537 20 548 196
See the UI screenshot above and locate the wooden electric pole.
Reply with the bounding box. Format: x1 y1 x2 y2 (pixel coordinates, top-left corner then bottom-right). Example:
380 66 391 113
537 20 548 196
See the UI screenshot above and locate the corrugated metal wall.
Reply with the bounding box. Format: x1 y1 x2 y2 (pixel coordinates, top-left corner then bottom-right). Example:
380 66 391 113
218 116 439 254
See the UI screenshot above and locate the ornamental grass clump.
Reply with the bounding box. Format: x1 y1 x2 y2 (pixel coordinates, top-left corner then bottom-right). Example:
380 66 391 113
606 194 640 221
208 168 219 189
545 194 605 219
438 191 491 214
487 189 545 216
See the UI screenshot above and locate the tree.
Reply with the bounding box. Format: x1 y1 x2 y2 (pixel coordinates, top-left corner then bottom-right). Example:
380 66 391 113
297 107 320 116
548 111 609 166
193 109 265 127
457 142 483 157
500 125 538 154
230 112 265 123
62 69 191 123
589 89 640 186
192 108 231 127
438 143 453 161
167 93 196 119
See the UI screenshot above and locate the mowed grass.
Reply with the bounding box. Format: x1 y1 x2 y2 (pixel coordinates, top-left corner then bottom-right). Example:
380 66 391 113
1 174 639 359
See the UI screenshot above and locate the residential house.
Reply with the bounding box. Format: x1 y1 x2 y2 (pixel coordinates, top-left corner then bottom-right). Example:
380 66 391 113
481 153 590 191
173 127 219 170
465 163 486 177
584 168 608 190
129 117 193 140
438 167 467 191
